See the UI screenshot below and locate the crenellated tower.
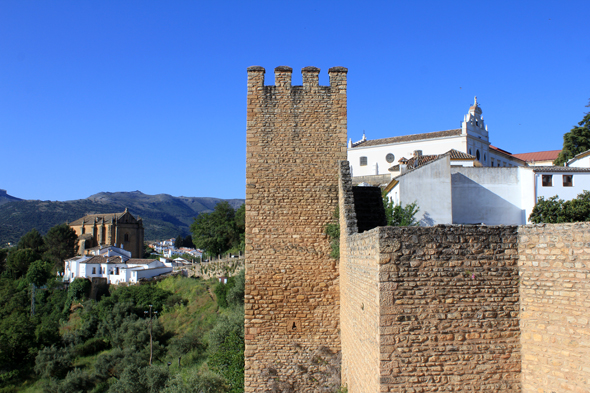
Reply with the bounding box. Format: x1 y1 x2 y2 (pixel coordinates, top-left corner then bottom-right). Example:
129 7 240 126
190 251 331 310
245 66 348 391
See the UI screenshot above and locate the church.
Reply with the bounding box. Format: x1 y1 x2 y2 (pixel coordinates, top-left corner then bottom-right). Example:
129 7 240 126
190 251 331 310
69 208 144 258
347 97 526 181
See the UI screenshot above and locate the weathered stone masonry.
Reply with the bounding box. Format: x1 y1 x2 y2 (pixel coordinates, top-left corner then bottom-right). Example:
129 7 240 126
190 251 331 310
245 66 590 393
339 161 521 392
245 66 347 392
519 224 590 393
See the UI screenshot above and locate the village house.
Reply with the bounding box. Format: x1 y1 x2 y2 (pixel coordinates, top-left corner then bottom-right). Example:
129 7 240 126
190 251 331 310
64 245 173 285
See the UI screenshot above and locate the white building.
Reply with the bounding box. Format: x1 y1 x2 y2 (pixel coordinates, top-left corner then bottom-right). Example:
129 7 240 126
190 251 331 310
385 155 590 226
348 97 525 181
64 246 173 285
567 149 590 168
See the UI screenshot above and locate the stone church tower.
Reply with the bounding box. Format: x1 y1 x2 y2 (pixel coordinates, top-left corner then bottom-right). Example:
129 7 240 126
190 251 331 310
69 208 144 258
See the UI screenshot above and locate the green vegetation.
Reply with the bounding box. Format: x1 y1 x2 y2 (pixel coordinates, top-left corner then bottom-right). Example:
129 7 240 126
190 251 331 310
0 270 245 392
529 190 590 223
554 100 590 166
383 196 420 227
324 208 340 259
190 202 245 257
0 226 245 392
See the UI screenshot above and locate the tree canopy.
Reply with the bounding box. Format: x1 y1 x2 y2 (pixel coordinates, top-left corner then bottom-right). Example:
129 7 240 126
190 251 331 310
190 202 244 256
43 223 78 270
554 100 590 166
17 228 45 253
529 190 590 223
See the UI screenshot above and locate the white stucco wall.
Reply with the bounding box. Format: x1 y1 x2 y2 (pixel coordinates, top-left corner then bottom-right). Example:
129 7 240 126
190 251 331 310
535 171 590 201
348 135 465 177
450 167 532 225
397 155 453 226
568 155 590 168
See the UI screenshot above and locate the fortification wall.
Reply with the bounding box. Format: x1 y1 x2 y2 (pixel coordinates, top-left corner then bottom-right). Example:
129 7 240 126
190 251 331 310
518 224 590 393
339 161 521 392
245 66 347 392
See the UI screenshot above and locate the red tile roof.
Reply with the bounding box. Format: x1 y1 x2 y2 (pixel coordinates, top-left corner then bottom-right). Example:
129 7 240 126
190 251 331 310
512 150 561 162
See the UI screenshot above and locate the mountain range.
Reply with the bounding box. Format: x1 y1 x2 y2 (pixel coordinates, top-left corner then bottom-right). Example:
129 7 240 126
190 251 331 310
0 190 244 246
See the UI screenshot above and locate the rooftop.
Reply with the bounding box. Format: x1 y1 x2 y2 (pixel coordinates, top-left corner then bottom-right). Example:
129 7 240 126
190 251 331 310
513 150 561 163
351 129 462 148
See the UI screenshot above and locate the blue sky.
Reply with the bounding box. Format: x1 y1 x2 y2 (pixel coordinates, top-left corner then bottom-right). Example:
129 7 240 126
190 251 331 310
1 1 589 201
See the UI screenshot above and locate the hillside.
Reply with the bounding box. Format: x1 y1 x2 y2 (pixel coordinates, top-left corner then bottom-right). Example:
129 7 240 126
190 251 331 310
0 191 244 246
0 189 22 206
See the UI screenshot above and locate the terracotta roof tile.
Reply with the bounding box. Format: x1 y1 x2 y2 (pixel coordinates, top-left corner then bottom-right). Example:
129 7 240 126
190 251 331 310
512 150 561 162
351 129 462 148
70 212 128 226
532 166 590 173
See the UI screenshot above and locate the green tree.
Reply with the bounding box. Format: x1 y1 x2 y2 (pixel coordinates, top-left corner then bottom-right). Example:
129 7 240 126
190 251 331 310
383 196 420 226
17 228 45 253
190 202 243 256
554 100 590 166
174 235 184 249
68 278 91 301
5 248 40 279
529 191 590 223
183 234 194 248
26 259 53 287
0 248 7 274
44 223 79 271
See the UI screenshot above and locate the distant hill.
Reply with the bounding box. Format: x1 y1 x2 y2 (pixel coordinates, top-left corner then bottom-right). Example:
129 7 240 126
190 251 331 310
0 191 244 246
0 189 22 206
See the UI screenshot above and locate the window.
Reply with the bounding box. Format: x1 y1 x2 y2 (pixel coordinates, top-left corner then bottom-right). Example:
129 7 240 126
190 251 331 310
360 156 367 166
124 233 129 242
491 158 494 167
542 175 552 187
116 267 120 275
92 267 96 274
563 175 573 187
484 153 486 162
385 153 395 163
476 150 480 161
81 227 85 234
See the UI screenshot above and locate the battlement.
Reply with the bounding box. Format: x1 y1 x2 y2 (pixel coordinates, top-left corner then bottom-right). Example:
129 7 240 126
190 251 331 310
247 65 348 89
245 66 347 391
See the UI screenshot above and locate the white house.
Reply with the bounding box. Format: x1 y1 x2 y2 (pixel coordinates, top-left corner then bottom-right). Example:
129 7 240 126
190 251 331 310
385 155 590 226
64 246 173 285
348 97 525 181
567 149 590 168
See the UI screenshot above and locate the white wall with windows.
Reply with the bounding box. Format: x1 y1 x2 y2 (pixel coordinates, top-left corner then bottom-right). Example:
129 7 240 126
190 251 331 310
535 170 590 201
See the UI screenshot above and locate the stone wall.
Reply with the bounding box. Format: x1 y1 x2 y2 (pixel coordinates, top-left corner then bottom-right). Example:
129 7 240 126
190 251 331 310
244 66 347 392
518 224 590 393
339 160 521 392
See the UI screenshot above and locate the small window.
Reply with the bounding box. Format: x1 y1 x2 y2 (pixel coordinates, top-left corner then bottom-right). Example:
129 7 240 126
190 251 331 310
491 158 494 166
563 175 573 187
469 148 472 155
360 156 367 166
476 150 480 160
124 233 129 242
116 267 119 275
542 175 552 187
484 153 486 162
385 153 395 163
92 267 96 274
